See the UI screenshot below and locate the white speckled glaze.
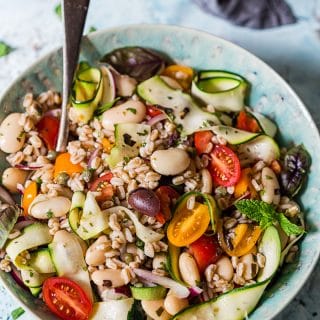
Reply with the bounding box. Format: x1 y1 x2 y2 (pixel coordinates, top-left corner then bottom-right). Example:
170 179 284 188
0 25 319 320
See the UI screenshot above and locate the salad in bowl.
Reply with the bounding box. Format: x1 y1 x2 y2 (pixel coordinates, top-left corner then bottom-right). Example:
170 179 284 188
0 45 310 320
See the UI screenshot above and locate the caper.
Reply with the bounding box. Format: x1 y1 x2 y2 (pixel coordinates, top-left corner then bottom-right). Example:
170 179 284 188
136 238 144 249
82 168 94 183
47 150 57 161
56 172 69 185
123 253 133 264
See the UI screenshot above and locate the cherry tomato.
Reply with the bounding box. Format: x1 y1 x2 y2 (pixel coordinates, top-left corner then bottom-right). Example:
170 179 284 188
54 152 83 179
155 186 180 221
209 145 241 187
161 64 194 90
22 181 38 215
43 277 93 320
236 111 260 133
194 131 214 155
36 116 60 150
234 168 258 199
89 172 114 201
167 202 210 247
189 235 221 273
146 105 163 117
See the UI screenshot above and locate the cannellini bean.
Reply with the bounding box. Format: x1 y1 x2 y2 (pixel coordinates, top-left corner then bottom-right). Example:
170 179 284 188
164 290 189 315
85 235 110 266
115 74 137 97
151 149 190 176
141 299 171 320
215 256 233 281
0 113 25 153
91 269 126 288
240 254 259 280
2 167 28 193
160 76 183 90
179 252 200 287
152 253 167 270
102 100 146 131
200 168 212 194
29 194 71 219
261 167 280 205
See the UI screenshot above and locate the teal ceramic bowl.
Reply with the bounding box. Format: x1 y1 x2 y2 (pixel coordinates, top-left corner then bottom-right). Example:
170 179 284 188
0 25 319 319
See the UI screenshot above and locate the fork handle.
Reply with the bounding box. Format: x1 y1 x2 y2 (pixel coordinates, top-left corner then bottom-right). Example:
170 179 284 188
56 0 90 152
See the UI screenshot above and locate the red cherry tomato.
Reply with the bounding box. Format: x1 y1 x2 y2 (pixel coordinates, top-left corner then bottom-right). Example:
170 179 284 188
89 172 114 201
194 131 214 155
236 111 260 133
155 186 180 221
43 277 93 320
189 235 222 273
36 116 60 150
146 105 163 117
209 144 241 187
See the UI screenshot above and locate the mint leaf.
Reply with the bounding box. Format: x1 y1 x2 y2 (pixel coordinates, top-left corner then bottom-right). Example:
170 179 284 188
235 199 276 229
54 3 62 19
88 26 97 33
11 307 25 320
278 213 305 235
0 41 13 57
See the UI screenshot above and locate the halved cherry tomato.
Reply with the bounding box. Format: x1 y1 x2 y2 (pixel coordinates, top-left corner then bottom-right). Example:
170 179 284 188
22 181 38 215
54 152 83 179
89 172 114 201
161 64 194 90
43 277 93 320
209 145 241 187
234 168 258 199
155 186 180 221
194 131 214 155
189 235 221 273
146 105 163 117
36 116 60 150
236 111 261 133
167 202 210 247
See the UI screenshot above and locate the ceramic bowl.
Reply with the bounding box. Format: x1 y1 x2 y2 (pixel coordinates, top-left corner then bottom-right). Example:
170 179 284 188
0 24 319 320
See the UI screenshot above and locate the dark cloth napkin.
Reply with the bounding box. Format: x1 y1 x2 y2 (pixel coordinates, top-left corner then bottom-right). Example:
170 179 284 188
193 0 297 29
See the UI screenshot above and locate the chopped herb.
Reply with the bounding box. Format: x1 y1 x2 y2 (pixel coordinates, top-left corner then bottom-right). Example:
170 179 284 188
82 227 88 233
35 177 43 185
123 133 136 147
167 96 173 100
127 300 145 320
265 175 273 180
29 271 34 277
16 131 25 142
156 306 164 317
123 156 130 164
46 210 53 219
0 41 13 57
25 280 30 284
88 26 97 33
135 238 144 249
11 307 25 320
82 266 88 271
54 3 62 18
89 222 93 227
127 107 137 114
137 129 148 136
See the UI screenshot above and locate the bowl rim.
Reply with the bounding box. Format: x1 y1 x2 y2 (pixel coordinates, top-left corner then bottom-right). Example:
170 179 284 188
0 23 319 319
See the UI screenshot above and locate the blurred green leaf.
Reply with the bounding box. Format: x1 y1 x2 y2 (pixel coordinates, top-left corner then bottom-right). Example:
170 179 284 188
88 26 97 33
55 3 62 19
11 307 25 320
0 41 13 57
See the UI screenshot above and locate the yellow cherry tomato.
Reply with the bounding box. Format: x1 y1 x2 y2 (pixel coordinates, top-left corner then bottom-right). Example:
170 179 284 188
161 64 194 90
167 202 210 247
101 137 113 153
234 168 258 199
22 181 38 215
54 152 83 179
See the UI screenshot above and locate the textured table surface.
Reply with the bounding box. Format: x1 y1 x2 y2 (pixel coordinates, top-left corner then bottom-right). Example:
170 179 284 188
0 0 320 319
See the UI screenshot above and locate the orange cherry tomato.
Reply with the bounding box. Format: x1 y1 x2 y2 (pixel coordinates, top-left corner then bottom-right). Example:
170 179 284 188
161 64 194 90
89 172 114 202
54 152 83 179
236 111 261 133
234 168 258 199
194 131 214 155
22 181 38 215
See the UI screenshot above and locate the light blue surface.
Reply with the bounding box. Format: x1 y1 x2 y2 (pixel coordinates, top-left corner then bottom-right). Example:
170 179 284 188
0 1 320 319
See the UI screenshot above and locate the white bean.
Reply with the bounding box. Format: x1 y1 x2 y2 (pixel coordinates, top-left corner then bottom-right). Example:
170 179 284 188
164 290 189 315
152 253 167 270
179 252 200 287
85 235 110 266
160 76 183 90
141 300 171 320
261 167 280 205
115 74 137 97
2 167 28 193
29 194 71 219
0 113 25 153
240 254 259 280
102 100 146 131
200 168 212 194
215 256 234 281
91 269 126 288
151 149 190 176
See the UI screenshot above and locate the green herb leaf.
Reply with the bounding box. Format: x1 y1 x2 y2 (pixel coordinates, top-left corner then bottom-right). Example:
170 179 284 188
11 307 25 320
278 213 305 235
54 3 62 18
127 300 145 320
88 26 97 33
236 199 305 236
127 107 137 114
0 41 13 58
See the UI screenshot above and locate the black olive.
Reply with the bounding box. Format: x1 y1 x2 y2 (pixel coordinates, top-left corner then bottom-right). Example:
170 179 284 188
128 188 160 217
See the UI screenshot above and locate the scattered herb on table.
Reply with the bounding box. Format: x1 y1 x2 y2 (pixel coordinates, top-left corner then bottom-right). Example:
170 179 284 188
54 3 62 19
0 41 13 58
11 307 25 320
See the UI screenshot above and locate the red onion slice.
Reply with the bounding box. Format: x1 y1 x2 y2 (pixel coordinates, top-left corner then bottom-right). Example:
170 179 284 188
11 265 28 290
147 113 167 126
0 186 15 205
15 164 43 171
188 286 203 297
14 220 34 231
44 108 61 118
88 149 100 168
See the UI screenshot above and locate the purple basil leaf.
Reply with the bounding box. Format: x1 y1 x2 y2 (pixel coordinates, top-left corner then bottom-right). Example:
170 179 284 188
101 46 166 81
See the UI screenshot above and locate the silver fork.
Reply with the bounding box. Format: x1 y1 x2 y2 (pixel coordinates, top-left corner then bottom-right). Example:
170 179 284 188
56 0 90 152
